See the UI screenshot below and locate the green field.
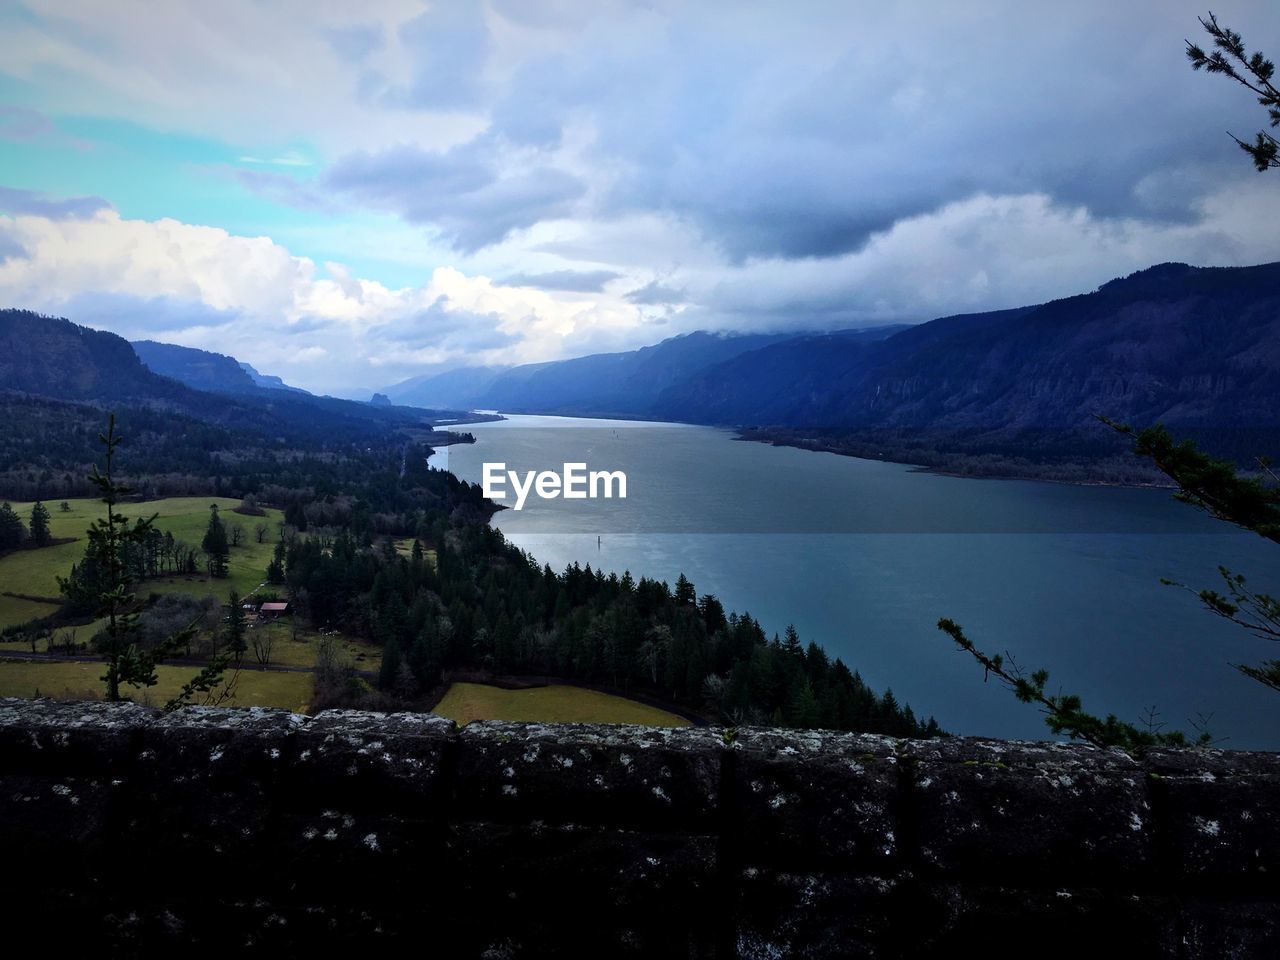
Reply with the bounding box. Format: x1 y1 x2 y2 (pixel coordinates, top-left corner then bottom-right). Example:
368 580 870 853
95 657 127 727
432 681 690 727
0 659 313 711
243 621 382 673
0 496 285 621
393 538 437 567
0 596 59 630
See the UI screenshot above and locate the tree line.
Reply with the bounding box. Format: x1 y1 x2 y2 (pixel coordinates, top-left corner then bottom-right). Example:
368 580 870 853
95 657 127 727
280 522 941 735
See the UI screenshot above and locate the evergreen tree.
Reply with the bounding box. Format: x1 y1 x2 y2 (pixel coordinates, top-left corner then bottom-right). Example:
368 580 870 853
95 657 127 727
783 623 802 658
70 416 210 704
201 503 230 578
29 500 51 546
0 502 26 549
1187 12 1280 171
379 636 404 691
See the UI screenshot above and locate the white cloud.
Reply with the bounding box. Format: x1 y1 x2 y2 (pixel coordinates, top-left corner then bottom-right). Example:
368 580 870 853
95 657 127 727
6 175 1280 396
0 207 646 391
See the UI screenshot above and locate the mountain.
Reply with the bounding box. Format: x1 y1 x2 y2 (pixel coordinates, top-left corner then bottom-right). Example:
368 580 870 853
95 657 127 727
0 310 461 448
239 361 309 394
654 263 1280 436
0 312 186 402
131 340 310 397
384 365 508 409
384 330 905 415
132 340 258 394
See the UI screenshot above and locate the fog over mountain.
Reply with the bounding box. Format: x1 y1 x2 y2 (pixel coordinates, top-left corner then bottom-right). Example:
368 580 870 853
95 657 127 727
379 263 1280 450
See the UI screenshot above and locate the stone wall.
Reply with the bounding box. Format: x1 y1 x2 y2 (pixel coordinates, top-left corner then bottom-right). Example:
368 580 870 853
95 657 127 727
1 697 1277 957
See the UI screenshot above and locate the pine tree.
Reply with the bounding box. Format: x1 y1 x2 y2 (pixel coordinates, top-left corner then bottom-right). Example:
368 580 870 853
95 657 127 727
74 416 205 702
783 623 802 658
379 636 404 690
29 500 52 546
0 502 27 549
1186 12 1280 171
201 503 230 578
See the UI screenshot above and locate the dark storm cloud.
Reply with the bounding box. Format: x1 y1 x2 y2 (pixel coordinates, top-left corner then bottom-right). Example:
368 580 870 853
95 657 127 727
341 0 1270 262
324 139 584 251
0 185 111 219
502 268 621 292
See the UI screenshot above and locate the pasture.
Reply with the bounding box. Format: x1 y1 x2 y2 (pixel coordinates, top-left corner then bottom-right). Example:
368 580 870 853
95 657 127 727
0 659 313 712
432 681 690 727
0 496 285 620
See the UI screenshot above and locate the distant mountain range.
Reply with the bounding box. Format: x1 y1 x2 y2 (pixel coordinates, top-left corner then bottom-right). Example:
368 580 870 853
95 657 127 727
656 262 1280 433
5 259 1277 481
382 328 907 415
0 310 469 449
382 262 1280 442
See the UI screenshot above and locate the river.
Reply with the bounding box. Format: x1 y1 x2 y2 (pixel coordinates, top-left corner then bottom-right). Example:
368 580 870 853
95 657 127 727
430 414 1280 748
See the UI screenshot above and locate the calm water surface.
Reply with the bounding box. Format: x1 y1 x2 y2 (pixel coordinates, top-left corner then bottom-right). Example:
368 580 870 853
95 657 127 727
432 415 1280 748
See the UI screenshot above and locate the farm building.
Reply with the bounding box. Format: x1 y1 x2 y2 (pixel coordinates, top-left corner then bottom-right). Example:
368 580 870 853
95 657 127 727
258 601 290 620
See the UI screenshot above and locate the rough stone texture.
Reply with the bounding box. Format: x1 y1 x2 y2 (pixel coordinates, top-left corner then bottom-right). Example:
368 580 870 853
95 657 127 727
0 697 1277 957
457 721 722 829
902 737 1153 882
1144 747 1280 889
729 729 900 871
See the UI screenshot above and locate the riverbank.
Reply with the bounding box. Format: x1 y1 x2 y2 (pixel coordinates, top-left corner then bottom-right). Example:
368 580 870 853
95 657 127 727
734 426 1177 487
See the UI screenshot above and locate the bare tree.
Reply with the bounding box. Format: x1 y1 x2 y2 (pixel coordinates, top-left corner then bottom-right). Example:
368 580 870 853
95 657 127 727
251 626 275 667
56 628 77 656
255 522 269 544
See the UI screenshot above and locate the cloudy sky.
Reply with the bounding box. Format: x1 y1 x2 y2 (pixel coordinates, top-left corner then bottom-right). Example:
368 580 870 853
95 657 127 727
2 1 1280 394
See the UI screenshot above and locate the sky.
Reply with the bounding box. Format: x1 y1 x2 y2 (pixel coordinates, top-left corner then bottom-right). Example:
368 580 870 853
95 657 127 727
2 1 1280 395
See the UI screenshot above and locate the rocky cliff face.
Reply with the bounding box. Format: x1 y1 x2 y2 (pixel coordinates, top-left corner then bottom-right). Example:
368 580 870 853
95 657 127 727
132 339 259 394
1 697 1277 957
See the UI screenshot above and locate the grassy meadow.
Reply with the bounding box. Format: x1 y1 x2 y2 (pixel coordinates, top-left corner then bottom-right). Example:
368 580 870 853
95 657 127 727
0 496 321 711
0 497 688 726
0 496 285 609
0 659 313 712
432 681 690 727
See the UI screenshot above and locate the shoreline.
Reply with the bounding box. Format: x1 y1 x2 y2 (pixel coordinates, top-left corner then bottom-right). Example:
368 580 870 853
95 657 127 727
457 407 1177 491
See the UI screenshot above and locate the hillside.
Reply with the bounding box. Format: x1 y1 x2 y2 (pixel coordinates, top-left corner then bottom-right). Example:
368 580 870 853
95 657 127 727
133 340 259 394
0 310 187 403
239 361 309 394
657 263 1280 434
382 330 871 415
0 310 448 449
